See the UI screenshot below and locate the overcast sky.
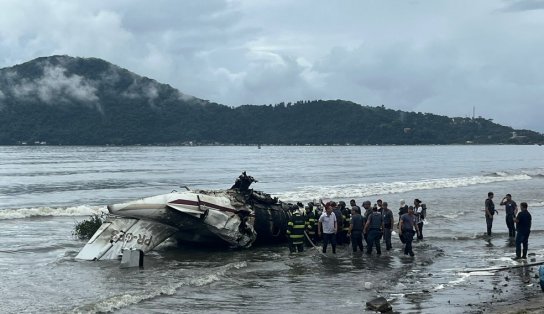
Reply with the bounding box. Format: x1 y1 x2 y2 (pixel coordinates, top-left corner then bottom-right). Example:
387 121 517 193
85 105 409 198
1 0 543 132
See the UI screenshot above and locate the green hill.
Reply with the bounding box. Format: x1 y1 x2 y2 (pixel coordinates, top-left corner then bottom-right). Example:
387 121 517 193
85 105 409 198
0 55 542 145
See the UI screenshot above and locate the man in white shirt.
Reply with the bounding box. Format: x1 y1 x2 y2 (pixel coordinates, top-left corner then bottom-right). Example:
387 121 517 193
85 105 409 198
318 202 337 254
414 199 424 240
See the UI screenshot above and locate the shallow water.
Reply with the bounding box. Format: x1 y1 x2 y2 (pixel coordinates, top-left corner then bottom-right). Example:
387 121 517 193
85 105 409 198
0 145 543 313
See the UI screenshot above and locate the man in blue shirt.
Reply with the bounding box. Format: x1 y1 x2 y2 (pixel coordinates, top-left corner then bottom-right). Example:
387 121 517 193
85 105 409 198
500 194 518 238
399 206 419 257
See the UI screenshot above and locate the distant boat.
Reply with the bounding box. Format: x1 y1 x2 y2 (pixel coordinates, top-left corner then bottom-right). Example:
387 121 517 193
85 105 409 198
258 144 261 149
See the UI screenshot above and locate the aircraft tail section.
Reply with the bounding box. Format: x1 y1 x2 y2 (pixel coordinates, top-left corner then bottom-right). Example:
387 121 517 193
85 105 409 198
75 217 177 261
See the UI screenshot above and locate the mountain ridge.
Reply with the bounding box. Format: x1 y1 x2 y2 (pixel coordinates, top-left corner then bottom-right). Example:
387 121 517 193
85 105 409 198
0 55 542 145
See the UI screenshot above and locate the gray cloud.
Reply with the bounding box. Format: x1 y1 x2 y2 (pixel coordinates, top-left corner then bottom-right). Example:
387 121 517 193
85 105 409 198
4 61 102 112
0 0 543 131
11 64 98 103
500 0 544 12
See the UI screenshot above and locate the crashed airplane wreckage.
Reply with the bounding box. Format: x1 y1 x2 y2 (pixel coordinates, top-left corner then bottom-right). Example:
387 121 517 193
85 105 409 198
76 172 293 260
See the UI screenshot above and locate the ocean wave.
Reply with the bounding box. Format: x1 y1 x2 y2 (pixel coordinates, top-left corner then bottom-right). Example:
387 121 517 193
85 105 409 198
522 168 544 177
431 211 472 220
69 261 247 314
276 174 532 202
529 201 544 207
0 205 107 220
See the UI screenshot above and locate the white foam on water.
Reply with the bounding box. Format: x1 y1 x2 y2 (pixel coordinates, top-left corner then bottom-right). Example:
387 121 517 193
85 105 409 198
435 212 469 220
464 271 496 276
522 168 544 177
496 256 520 264
0 205 107 220
395 283 407 289
69 261 248 314
529 201 544 207
276 174 532 201
448 273 470 285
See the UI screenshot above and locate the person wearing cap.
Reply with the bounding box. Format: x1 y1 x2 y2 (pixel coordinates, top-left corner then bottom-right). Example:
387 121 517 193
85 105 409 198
500 194 518 238
318 202 337 254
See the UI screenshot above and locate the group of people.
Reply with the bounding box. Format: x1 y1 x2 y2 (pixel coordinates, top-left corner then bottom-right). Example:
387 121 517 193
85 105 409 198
287 192 534 261
286 198 428 257
484 192 533 260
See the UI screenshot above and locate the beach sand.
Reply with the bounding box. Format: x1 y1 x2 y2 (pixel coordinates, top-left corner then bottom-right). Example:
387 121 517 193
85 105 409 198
470 265 544 314
481 291 544 314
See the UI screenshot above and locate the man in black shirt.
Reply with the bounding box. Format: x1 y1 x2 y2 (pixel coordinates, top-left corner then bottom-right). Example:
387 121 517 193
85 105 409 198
514 202 532 259
485 192 496 236
348 206 364 252
364 207 384 255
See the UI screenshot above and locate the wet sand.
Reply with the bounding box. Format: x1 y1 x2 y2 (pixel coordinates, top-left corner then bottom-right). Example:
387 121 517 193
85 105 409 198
474 289 544 314
464 261 544 314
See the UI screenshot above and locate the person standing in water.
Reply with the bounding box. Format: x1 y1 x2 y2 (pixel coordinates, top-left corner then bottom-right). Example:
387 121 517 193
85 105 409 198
398 199 408 228
500 194 518 238
304 203 318 245
361 200 372 241
338 201 351 245
414 199 424 240
514 202 531 260
399 206 419 257
382 202 394 251
485 192 496 236
331 202 344 245
287 206 306 253
364 206 384 255
318 203 337 254
348 206 364 253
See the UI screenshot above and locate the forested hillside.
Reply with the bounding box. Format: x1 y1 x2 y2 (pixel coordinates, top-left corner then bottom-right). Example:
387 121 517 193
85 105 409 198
0 56 542 145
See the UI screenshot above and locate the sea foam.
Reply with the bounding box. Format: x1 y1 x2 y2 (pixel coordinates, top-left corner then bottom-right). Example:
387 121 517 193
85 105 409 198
69 261 248 314
276 173 532 202
0 205 107 220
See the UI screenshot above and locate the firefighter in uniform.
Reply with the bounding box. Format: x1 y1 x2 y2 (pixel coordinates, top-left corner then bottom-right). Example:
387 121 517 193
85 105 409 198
305 203 318 245
287 206 306 253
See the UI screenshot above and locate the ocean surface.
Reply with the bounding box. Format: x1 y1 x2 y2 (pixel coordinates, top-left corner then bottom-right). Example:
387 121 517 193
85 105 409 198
0 145 543 313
